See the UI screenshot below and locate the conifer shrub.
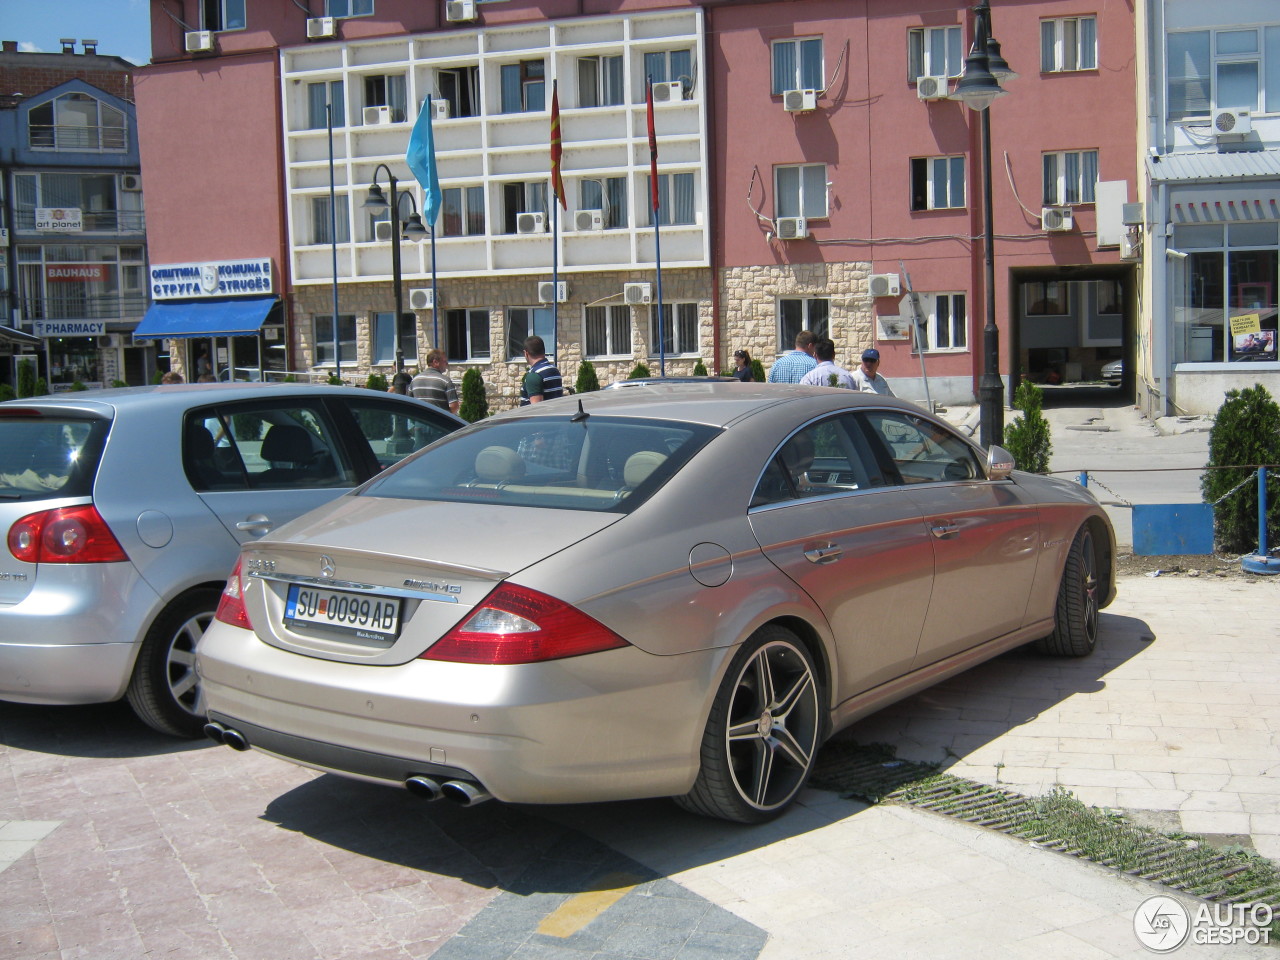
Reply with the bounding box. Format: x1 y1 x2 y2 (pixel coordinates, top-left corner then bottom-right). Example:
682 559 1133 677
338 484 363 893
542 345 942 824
459 367 488 422
751 358 766 383
365 373 388 392
575 360 600 393
17 361 35 398
628 362 651 379
1202 383 1280 554
1003 380 1052 473
692 358 708 376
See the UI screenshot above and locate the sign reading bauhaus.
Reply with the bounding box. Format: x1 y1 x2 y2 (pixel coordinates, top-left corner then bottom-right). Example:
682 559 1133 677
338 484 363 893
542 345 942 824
46 264 109 283
149 258 274 300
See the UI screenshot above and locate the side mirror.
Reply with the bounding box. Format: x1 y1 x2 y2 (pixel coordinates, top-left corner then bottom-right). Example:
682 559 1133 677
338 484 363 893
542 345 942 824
987 445 1015 480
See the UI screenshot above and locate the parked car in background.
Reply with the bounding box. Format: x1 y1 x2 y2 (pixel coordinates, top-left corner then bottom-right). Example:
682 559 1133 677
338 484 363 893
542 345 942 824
198 384 1116 823
1101 359 1123 385
0 384 463 737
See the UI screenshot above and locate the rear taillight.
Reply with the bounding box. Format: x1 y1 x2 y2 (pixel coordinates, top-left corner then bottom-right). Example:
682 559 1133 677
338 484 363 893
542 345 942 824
7 505 128 564
424 583 629 665
215 558 254 630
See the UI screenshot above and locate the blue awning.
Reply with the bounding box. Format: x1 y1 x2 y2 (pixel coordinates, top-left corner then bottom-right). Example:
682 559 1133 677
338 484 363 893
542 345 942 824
134 296 278 340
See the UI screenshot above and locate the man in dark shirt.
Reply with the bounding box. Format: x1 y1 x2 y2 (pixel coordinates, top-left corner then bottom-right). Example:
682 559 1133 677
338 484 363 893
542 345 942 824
519 336 563 405
409 349 460 413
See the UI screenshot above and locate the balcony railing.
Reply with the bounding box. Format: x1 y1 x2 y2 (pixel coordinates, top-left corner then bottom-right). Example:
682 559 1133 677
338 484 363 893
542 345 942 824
17 294 147 322
13 209 146 234
29 124 127 152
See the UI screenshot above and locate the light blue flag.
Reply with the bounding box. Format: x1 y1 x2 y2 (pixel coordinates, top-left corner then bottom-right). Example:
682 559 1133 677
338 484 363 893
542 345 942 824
406 97 442 228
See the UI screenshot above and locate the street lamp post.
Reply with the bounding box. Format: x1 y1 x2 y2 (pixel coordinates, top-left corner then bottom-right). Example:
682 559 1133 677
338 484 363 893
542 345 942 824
363 165 427 377
951 1 1015 449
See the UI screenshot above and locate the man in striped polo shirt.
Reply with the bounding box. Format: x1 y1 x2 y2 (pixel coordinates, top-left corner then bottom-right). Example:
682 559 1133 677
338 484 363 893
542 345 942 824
519 336 564 405
409 349 459 414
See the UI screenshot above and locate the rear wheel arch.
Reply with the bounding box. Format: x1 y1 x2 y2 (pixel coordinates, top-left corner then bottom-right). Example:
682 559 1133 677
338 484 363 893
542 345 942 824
764 614 832 715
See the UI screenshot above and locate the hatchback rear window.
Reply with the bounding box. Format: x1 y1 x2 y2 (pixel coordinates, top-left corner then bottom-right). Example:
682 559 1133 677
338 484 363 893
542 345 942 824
361 415 718 512
0 414 109 502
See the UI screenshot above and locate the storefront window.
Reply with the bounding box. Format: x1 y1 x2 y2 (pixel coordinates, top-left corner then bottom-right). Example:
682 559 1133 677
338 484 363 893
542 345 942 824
1172 222 1278 364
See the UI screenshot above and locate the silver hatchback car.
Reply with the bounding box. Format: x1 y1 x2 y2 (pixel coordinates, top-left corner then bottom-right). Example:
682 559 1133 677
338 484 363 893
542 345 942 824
0 383 462 737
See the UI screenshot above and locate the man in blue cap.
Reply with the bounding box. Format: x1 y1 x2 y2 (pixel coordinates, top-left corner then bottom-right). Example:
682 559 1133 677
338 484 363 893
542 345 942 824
851 348 894 395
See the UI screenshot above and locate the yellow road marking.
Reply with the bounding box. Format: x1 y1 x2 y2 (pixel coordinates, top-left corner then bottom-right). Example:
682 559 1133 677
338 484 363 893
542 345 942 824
536 871 642 938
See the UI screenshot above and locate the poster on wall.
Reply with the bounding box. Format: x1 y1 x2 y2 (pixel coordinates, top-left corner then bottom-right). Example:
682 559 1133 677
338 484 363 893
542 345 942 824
1229 312 1277 362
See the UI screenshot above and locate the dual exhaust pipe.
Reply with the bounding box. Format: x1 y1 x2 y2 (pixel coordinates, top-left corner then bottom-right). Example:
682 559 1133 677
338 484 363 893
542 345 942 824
203 722 490 807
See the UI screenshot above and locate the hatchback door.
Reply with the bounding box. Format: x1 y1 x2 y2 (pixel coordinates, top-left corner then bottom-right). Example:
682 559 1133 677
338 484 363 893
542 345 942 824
748 413 934 698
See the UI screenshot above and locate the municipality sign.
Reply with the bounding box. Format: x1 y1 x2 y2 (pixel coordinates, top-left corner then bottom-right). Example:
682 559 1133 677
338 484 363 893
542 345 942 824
149 258 274 300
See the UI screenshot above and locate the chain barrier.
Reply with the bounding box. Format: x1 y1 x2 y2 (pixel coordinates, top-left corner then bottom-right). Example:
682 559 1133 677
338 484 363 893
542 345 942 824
1210 472 1261 507
1081 474 1132 507
1046 464 1280 510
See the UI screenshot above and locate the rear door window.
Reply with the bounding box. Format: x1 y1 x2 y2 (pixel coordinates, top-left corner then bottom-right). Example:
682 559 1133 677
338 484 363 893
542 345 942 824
337 396 459 471
0 412 108 502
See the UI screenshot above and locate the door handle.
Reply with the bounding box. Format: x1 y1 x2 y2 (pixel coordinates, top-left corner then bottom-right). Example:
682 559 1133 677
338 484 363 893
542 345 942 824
930 522 959 539
803 542 842 564
235 514 274 534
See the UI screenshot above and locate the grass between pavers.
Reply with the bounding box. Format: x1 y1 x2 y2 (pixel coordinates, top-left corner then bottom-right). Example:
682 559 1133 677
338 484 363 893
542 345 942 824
811 740 1280 935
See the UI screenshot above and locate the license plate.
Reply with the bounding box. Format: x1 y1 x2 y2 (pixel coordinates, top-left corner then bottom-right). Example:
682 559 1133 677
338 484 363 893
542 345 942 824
284 584 402 642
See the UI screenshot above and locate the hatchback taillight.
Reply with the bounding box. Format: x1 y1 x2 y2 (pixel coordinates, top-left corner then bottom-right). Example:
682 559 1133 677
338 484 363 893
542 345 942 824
215 558 254 630
424 583 629 665
7 505 128 564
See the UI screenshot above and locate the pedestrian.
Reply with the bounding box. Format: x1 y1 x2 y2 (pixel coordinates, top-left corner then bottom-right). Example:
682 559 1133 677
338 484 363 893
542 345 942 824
766 330 818 383
390 370 413 395
409 350 460 413
160 370 183 384
195 348 212 379
850 348 894 396
519 336 564 405
799 338 856 388
731 348 754 382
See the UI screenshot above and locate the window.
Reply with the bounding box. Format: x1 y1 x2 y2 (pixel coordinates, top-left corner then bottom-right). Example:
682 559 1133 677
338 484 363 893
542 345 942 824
307 81 344 130
1042 149 1097 205
314 314 357 365
585 305 631 358
372 312 417 366
327 0 373 17
14 172 128 231
649 302 699 356
310 195 350 245
577 55 624 107
363 74 407 121
580 178 627 229
438 66 480 119
500 60 545 114
908 25 963 80
646 173 696 226
1041 16 1097 73
751 415 886 506
344 396 457 470
778 298 829 348
920 293 967 351
860 410 982 485
441 186 485 237
775 164 828 219
28 93 126 151
446 308 491 363
771 38 823 95
185 404 355 492
1168 27 1280 120
910 157 965 211
13 243 145 323
1024 281 1069 316
1096 280 1121 315
507 306 554 359
201 0 246 32
643 49 693 91
501 181 548 233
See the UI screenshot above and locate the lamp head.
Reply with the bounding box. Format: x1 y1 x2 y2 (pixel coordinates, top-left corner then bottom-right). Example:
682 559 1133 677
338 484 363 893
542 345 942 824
362 183 390 212
950 50 1006 111
985 38 1018 83
403 213 427 239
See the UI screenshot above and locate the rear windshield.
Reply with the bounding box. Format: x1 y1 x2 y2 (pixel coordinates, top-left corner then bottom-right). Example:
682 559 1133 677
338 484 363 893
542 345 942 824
0 413 109 503
361 415 719 512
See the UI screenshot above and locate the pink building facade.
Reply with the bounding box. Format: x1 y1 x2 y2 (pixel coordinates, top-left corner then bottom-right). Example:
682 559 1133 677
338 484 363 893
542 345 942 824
137 1 1136 408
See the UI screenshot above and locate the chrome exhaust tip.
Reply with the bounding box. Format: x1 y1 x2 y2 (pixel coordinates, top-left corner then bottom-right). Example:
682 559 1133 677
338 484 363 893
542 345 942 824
404 775 444 801
202 722 227 745
221 727 250 752
440 780 492 806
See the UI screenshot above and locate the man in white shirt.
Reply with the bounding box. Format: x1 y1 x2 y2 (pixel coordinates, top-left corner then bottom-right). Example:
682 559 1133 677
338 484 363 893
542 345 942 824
850 348 894 396
799 338 856 389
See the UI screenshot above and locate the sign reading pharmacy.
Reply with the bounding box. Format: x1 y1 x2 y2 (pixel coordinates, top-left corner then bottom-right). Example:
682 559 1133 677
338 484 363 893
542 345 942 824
149 258 274 300
33 320 106 338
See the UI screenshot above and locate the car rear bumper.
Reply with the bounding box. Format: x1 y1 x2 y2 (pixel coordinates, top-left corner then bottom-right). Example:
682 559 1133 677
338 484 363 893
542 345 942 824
0 640 138 704
197 619 726 805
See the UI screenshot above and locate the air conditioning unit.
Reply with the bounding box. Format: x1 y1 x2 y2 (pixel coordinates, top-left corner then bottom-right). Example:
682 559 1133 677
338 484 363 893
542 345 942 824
363 105 392 125
119 174 142 192
916 74 949 101
445 0 477 22
1041 206 1074 232
575 209 604 231
306 17 336 39
374 220 394 241
96 334 121 349
431 99 450 121
1212 108 1252 138
650 80 684 103
516 212 545 234
623 282 652 305
184 31 214 53
775 216 808 240
783 89 817 113
409 288 435 310
1120 235 1141 261
0 228 10 247
868 273 901 298
538 281 568 303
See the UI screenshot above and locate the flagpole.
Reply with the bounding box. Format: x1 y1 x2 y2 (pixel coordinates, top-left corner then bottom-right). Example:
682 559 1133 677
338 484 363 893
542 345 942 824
406 95 442 351
647 75 665 377
327 98 340 381
430 227 438 349
550 80 566 363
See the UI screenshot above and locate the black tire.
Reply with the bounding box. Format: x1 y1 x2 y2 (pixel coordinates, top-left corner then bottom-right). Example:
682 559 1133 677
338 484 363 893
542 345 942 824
675 625 822 823
125 589 220 737
1036 526 1100 657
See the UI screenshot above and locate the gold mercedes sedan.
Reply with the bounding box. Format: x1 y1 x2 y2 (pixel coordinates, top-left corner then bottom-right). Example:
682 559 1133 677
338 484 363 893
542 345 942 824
197 383 1115 823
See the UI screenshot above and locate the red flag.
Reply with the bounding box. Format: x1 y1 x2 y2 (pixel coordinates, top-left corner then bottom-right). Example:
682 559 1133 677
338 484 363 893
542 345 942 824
550 80 566 209
646 77 659 213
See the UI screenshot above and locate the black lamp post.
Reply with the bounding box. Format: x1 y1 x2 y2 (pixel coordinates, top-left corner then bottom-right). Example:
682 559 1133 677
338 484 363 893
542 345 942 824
363 165 426 376
951 1 1016 449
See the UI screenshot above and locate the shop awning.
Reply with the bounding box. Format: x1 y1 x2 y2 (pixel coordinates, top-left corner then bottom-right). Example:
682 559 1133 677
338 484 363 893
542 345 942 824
134 296 278 340
0 325 41 346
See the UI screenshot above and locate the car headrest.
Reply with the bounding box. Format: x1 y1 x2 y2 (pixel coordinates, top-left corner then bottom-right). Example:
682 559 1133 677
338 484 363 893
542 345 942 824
260 424 314 464
185 422 216 460
623 450 667 487
475 446 526 483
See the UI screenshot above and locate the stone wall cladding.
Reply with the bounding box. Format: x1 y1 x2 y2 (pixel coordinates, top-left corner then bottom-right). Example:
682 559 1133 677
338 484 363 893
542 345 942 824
291 269 715 411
